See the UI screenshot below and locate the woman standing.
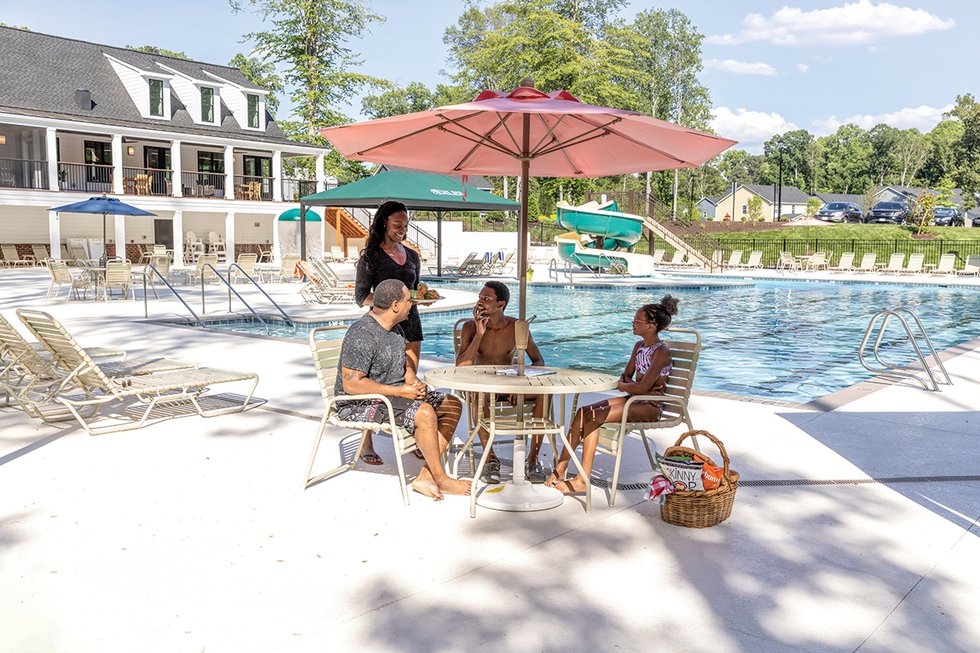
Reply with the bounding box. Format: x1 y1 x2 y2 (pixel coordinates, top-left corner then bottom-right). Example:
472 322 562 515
353 200 425 466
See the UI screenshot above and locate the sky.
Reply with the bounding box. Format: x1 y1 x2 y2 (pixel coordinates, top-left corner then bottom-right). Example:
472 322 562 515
1 0 972 153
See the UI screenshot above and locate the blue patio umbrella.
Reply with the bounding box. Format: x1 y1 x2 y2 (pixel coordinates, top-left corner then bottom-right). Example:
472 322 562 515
50 195 156 263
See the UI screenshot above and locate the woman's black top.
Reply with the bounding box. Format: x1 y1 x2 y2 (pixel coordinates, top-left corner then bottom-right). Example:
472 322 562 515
354 245 424 342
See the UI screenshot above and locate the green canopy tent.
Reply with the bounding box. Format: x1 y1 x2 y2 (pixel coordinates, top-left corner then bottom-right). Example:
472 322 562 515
299 169 518 275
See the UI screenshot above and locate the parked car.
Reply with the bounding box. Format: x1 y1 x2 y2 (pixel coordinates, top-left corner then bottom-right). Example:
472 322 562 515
866 201 912 224
932 206 964 227
815 202 863 223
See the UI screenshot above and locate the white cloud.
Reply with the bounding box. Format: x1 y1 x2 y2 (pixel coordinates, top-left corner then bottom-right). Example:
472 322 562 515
710 107 799 153
706 1 954 46
704 59 777 76
796 63 810 73
811 103 954 135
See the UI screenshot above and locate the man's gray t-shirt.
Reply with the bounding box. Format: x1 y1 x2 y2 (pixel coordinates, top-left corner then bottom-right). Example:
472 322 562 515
334 313 406 397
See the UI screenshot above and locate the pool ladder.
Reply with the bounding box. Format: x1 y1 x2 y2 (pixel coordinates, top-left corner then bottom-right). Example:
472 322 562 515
858 307 952 392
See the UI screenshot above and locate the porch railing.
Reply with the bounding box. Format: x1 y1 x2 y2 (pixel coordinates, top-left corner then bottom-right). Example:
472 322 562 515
234 175 274 201
58 162 113 193
282 178 318 202
0 158 47 189
123 166 172 196
180 171 225 198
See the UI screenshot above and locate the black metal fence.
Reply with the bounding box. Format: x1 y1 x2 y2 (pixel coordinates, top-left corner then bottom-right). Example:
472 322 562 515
680 237 980 269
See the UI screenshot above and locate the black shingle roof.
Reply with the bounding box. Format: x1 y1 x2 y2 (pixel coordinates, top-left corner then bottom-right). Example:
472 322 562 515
0 26 322 148
742 184 811 204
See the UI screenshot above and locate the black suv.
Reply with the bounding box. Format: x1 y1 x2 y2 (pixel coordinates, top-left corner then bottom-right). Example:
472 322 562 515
866 201 911 224
815 202 863 223
932 206 964 227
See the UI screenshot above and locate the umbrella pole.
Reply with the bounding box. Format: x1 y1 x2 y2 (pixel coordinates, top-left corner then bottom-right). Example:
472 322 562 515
517 113 531 322
102 213 108 266
436 209 442 277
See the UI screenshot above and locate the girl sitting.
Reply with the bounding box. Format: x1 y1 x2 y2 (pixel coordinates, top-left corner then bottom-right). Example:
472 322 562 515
545 295 679 494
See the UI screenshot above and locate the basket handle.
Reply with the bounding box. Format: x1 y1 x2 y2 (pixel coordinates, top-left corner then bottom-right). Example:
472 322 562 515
672 430 729 476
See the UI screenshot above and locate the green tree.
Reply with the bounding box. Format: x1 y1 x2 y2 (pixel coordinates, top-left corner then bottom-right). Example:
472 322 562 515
920 119 963 185
947 94 980 199
866 123 900 186
716 150 764 185
228 53 284 113
819 124 872 193
806 197 821 217
747 194 763 221
910 190 937 235
361 82 437 119
892 129 930 186
0 22 30 30
127 45 190 59
760 129 815 192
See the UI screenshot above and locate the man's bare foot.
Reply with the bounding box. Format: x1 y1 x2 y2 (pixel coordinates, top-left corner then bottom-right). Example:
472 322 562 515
411 473 444 500
554 475 588 494
435 476 472 496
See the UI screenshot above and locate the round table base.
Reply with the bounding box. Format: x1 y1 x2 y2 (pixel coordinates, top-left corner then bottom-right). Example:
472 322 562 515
476 481 564 512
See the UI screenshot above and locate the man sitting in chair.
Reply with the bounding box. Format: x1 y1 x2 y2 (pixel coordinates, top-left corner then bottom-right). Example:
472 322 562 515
456 281 550 484
335 279 469 500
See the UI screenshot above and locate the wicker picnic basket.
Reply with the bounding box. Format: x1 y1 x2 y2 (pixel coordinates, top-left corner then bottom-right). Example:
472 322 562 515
660 430 739 528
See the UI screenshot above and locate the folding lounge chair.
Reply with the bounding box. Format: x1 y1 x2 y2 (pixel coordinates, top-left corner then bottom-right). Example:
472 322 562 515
263 254 300 283
1 245 34 268
725 250 743 268
878 253 905 274
740 250 763 269
298 260 356 304
587 327 701 506
899 252 925 275
345 245 360 263
16 309 258 435
855 252 877 272
649 249 666 266
662 250 687 267
931 253 956 275
303 325 420 504
453 252 484 275
31 245 50 266
489 250 516 275
955 254 980 276
328 246 345 262
829 252 855 272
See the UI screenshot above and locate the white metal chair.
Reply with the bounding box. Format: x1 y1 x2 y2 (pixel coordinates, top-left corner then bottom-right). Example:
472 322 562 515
100 260 133 300
45 260 92 300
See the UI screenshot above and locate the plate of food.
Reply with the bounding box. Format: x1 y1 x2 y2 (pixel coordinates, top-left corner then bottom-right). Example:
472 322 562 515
410 282 442 305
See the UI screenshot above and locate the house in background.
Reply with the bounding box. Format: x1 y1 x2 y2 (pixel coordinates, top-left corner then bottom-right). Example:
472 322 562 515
707 184 810 221
0 26 356 264
697 196 721 220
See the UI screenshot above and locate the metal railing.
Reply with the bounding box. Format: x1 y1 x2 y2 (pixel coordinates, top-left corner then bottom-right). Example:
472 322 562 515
225 263 294 326
0 157 47 189
196 263 293 331
58 162 113 192
140 263 205 326
123 166 172 196
180 171 225 198
233 175 274 201
282 178 318 202
859 307 952 392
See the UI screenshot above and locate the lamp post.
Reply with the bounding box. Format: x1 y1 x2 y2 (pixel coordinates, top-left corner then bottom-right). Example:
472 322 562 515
776 139 786 221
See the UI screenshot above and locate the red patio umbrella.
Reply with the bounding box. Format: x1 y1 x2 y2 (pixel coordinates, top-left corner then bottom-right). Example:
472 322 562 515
322 83 736 318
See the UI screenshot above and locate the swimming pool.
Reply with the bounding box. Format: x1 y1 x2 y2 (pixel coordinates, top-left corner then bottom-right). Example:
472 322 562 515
201 280 980 404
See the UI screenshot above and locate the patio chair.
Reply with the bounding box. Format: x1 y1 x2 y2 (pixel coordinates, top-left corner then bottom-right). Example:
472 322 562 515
489 250 516 275
931 253 956 275
232 253 259 283
137 243 155 265
345 245 360 263
806 252 829 271
776 251 798 270
725 250 743 268
649 249 666 266
31 245 50 266
99 261 133 300
444 252 482 276
263 254 301 283
303 325 420 504
185 231 205 262
740 250 763 269
45 260 93 300
899 252 925 275
298 260 356 304
829 252 855 272
588 327 701 506
207 231 227 261
428 255 459 275
855 252 877 272
661 250 687 267
1 245 34 267
16 309 259 436
66 243 89 265
179 253 220 285
878 253 905 274
328 245 345 262
955 254 980 276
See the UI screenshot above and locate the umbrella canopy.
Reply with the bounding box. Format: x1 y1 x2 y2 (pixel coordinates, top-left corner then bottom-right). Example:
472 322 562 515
300 169 518 212
278 208 322 222
322 85 737 318
50 195 156 262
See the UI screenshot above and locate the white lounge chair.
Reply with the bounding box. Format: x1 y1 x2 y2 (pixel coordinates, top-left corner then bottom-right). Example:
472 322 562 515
878 253 905 274
232 252 259 283
931 253 956 275
298 259 356 305
900 252 925 274
1 245 33 267
661 250 687 267
740 250 763 269
855 252 877 272
16 309 259 435
649 249 666 266
829 252 855 272
31 245 50 266
955 254 980 276
263 254 301 283
345 245 360 263
725 250 743 268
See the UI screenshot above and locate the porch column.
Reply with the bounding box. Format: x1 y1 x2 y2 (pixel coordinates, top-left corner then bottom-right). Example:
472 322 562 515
111 134 123 195
224 145 235 200
172 210 184 266
272 213 281 264
224 211 236 263
113 214 126 259
48 211 61 260
315 152 325 192
171 140 182 197
45 128 59 191
272 150 283 202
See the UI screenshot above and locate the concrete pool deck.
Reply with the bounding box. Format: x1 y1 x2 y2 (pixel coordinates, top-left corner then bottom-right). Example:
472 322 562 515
1 266 978 652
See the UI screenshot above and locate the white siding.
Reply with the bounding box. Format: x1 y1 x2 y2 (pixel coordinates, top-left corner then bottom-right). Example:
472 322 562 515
170 76 200 124
106 58 148 116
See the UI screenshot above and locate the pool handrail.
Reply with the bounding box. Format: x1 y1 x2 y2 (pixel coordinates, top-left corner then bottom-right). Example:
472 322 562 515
140 263 205 327
225 263 294 327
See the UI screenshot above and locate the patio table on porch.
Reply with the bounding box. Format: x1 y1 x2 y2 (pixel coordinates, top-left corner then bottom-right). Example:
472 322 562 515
424 365 619 517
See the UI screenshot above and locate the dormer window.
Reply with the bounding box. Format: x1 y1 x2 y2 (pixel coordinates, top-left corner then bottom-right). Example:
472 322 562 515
247 94 259 128
201 87 214 123
148 79 164 117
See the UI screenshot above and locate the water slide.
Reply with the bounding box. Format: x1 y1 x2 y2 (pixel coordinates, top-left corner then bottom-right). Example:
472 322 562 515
554 200 657 275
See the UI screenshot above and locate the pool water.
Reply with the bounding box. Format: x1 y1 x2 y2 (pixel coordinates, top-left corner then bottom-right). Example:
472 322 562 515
207 280 980 404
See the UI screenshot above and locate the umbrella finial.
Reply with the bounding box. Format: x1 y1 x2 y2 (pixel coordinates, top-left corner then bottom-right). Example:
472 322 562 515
520 77 535 88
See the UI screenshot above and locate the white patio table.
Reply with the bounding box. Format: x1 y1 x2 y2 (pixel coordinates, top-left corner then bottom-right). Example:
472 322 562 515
424 365 619 517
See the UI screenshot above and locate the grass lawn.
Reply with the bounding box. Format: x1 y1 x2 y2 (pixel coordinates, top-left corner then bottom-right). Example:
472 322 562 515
705 224 980 242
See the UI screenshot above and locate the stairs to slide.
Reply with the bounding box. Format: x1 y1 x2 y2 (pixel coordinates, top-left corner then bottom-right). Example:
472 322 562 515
640 216 717 271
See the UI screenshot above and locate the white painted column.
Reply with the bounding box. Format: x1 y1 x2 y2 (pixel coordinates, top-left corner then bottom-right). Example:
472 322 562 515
315 153 325 192
111 134 123 195
45 128 59 191
171 140 182 197
224 145 235 199
114 214 126 260
172 210 184 266
48 211 62 260
272 150 283 202
272 214 281 264
224 211 236 263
